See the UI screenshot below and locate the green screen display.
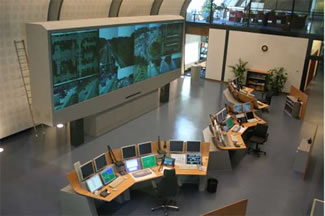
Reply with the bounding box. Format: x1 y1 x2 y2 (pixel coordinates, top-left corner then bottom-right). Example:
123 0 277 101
226 117 234 128
50 21 183 111
100 166 116 184
141 155 157 169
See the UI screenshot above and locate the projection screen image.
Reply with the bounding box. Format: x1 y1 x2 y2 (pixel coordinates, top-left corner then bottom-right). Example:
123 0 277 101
51 21 183 111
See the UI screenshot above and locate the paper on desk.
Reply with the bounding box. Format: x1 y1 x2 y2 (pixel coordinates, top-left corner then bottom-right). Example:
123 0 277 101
160 167 173 173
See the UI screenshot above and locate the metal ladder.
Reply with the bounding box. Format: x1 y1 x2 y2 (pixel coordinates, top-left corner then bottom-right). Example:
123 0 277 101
13 40 38 137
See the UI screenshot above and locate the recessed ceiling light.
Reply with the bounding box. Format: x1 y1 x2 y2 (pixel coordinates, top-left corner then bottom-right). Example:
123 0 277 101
0 148 4 153
56 123 64 128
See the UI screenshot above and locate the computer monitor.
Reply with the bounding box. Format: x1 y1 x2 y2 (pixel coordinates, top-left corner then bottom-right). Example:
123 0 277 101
94 153 107 172
141 154 157 169
243 102 251 112
186 141 201 152
80 161 95 181
169 140 184 152
216 111 223 123
222 108 228 120
162 157 175 167
125 158 141 173
187 153 201 165
138 141 152 156
225 117 234 129
121 144 137 160
246 111 255 120
86 174 103 193
100 165 116 185
233 104 243 113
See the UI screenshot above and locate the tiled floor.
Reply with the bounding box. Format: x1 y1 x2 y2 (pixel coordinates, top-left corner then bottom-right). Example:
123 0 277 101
0 70 323 215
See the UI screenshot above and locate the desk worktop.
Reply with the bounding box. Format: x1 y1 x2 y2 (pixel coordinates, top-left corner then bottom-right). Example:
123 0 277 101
67 142 210 202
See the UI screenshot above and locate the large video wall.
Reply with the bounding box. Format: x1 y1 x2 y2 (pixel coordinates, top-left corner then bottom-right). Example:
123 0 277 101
51 21 183 111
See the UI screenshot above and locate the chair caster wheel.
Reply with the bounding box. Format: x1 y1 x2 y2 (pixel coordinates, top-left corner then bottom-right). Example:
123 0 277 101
264 152 266 155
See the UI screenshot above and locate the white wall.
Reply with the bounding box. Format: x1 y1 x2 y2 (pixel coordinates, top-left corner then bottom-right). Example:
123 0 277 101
184 34 201 69
205 29 226 80
60 0 112 20
0 0 50 139
225 31 309 93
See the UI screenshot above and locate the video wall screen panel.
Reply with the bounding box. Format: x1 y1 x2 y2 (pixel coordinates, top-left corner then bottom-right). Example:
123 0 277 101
51 21 183 111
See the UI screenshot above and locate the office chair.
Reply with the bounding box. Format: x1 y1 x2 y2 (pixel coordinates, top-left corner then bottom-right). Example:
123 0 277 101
247 124 269 157
151 169 179 215
260 91 274 112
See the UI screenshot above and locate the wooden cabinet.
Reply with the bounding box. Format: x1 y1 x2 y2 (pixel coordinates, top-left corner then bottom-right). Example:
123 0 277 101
246 69 269 91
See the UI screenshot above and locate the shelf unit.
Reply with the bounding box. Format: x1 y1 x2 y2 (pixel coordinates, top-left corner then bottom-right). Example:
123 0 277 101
284 95 301 118
246 69 269 91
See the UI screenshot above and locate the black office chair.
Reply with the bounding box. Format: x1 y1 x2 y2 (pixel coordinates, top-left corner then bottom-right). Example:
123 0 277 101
260 91 274 112
151 169 179 215
247 124 269 157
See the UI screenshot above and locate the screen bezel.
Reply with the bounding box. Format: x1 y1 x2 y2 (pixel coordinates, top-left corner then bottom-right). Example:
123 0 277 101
94 153 107 172
86 174 104 193
137 141 153 156
243 102 252 113
125 158 141 173
121 144 137 160
186 141 201 153
80 160 95 181
100 165 116 185
169 140 184 153
140 154 157 169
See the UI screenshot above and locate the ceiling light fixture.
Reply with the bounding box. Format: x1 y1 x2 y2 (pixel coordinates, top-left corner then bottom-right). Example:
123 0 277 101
56 123 64 128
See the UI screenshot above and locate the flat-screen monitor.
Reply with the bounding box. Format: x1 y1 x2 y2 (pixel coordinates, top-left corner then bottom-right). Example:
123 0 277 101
163 157 175 166
216 111 223 123
233 104 243 113
125 158 141 173
187 153 201 165
121 145 137 160
222 108 228 119
226 117 234 129
100 165 116 185
243 102 251 112
186 141 201 152
80 161 95 181
141 154 157 169
246 111 255 120
94 153 107 172
86 174 103 193
138 142 152 156
169 140 184 152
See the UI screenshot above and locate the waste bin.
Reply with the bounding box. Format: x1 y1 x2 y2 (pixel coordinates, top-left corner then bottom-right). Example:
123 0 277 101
191 65 201 82
207 178 218 193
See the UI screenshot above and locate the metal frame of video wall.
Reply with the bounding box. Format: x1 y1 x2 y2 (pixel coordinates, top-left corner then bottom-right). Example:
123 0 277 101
26 16 184 126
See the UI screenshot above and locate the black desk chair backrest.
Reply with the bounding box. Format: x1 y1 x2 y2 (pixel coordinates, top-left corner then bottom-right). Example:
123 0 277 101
254 124 269 139
158 169 178 197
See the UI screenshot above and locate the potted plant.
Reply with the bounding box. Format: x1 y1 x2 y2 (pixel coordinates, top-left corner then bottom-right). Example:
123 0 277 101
228 58 248 85
266 67 288 95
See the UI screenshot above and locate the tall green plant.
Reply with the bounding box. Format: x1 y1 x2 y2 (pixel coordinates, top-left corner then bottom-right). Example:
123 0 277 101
266 67 288 94
228 58 248 85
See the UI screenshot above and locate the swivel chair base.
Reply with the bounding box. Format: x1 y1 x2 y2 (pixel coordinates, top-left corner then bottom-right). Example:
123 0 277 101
152 201 179 216
247 144 266 157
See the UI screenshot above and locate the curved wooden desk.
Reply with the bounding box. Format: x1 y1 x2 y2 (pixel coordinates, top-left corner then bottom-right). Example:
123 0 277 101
213 112 266 151
66 142 210 202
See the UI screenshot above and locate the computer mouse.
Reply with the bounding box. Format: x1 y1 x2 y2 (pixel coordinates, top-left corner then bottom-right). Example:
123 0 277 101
235 143 240 147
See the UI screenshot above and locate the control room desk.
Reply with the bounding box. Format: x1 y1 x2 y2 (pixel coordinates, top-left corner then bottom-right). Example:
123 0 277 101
203 112 266 170
61 142 210 215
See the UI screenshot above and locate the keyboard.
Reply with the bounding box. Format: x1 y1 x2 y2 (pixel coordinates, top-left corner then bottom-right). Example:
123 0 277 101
231 135 238 142
247 118 257 123
130 168 153 178
109 176 125 188
179 164 199 170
